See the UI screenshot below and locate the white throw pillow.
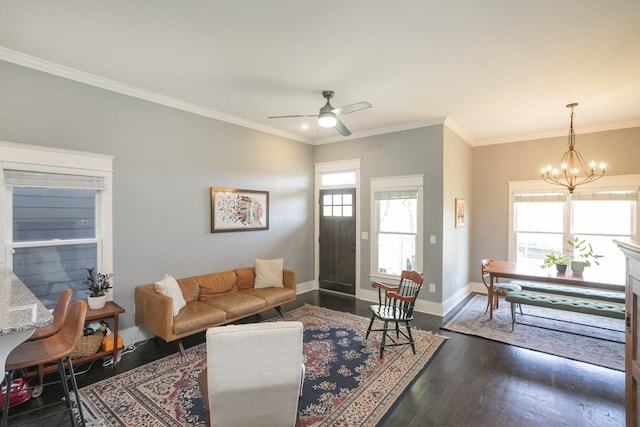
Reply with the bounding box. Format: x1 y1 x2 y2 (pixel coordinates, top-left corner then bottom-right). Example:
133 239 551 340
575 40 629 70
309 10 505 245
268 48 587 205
254 258 284 289
154 274 187 316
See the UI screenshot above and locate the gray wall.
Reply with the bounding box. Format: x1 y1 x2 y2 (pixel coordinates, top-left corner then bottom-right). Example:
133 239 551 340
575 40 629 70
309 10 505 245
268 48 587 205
471 127 640 283
443 126 472 302
0 61 315 331
314 126 445 303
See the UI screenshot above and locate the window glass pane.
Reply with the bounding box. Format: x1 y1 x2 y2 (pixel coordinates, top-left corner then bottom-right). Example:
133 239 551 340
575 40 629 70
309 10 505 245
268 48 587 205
378 199 417 233
378 233 416 275
576 234 625 284
321 172 356 186
343 194 352 205
514 202 564 232
13 243 97 308
573 200 633 235
323 194 333 205
516 232 563 267
332 194 342 205
323 206 333 217
13 187 96 242
332 206 342 216
343 206 353 217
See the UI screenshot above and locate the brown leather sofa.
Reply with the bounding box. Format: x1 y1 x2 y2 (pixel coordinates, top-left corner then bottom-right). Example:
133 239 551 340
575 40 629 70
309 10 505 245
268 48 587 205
134 267 297 354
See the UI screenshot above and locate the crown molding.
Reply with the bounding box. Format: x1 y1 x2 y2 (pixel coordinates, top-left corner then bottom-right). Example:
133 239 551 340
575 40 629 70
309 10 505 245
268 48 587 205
0 47 312 145
473 118 640 147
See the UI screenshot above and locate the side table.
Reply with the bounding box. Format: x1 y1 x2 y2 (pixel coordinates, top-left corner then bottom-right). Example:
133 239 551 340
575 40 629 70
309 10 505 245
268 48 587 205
82 301 126 366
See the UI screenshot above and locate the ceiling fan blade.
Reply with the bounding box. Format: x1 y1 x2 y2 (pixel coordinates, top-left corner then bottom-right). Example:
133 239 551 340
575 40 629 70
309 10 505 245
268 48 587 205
332 101 372 116
268 114 317 119
334 118 351 136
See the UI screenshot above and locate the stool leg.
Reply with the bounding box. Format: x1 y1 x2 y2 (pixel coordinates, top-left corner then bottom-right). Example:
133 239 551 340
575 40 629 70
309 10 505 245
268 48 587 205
65 356 85 427
57 359 76 427
2 370 14 427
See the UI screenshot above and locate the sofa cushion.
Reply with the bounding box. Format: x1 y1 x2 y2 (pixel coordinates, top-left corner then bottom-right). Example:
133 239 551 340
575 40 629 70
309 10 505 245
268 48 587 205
254 258 284 288
173 301 227 335
178 279 200 302
240 287 296 306
203 293 266 319
154 274 187 316
234 267 256 290
198 271 238 301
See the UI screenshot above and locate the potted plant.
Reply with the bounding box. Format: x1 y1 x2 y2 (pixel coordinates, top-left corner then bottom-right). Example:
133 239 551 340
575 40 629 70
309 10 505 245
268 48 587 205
83 267 113 309
540 252 569 273
567 237 603 275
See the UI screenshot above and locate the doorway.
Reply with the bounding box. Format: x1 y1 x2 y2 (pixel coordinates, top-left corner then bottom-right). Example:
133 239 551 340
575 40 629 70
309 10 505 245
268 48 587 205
319 188 356 295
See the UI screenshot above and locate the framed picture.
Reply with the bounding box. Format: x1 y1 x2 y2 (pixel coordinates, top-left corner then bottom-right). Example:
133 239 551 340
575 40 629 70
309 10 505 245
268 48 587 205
211 187 269 232
455 198 466 228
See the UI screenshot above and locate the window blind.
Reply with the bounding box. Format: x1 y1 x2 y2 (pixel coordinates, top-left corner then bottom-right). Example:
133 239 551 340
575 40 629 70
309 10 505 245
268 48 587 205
373 190 418 201
4 169 106 190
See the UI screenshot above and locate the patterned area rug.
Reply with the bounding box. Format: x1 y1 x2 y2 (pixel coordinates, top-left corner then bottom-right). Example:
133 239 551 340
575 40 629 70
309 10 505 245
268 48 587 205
442 294 624 371
79 304 447 426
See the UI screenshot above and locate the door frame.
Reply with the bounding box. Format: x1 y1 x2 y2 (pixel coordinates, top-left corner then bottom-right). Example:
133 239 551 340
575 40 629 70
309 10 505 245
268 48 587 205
315 159 362 299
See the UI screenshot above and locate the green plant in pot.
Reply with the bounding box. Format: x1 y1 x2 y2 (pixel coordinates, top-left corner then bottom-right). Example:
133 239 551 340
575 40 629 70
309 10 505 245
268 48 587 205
83 267 113 309
541 252 569 273
567 237 603 275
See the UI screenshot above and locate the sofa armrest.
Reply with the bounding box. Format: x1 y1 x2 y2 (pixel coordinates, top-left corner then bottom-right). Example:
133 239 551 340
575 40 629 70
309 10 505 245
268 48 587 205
283 269 297 292
135 284 175 342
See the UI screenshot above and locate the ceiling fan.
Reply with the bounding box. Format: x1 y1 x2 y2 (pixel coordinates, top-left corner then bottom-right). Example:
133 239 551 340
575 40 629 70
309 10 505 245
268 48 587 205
268 90 372 136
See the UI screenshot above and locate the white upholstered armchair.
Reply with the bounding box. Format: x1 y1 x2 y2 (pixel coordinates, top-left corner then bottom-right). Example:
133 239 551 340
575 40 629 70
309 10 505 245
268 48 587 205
198 321 304 427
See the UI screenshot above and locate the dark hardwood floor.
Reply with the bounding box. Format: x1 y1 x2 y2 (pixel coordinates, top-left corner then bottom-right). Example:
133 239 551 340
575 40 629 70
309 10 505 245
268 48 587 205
6 291 625 426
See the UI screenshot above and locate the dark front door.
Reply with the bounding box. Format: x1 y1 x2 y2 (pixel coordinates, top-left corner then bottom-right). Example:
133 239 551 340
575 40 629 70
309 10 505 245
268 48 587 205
319 189 356 295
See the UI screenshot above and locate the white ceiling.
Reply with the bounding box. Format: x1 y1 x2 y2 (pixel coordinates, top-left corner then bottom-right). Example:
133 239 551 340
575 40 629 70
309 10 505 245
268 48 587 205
1 1 639 146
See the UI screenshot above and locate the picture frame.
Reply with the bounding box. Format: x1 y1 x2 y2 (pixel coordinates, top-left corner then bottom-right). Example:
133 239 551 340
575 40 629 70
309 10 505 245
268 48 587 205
455 198 466 228
211 187 269 232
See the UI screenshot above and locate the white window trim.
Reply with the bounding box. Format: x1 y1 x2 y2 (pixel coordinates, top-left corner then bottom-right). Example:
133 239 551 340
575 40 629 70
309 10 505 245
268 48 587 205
507 174 640 262
0 141 114 288
370 174 424 283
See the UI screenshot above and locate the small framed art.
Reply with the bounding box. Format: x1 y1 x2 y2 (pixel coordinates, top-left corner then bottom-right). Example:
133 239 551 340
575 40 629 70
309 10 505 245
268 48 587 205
211 187 269 232
455 198 466 228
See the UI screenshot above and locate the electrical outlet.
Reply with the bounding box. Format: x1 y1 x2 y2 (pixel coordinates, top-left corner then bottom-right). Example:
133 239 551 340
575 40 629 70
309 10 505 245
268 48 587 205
429 283 436 293
430 235 436 244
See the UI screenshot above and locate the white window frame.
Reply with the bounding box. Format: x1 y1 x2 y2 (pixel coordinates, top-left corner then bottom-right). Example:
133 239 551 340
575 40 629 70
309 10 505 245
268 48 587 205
508 174 640 262
0 142 114 295
370 174 424 283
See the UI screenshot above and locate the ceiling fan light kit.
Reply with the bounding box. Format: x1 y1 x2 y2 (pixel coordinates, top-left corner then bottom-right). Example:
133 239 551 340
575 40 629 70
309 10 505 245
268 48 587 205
269 90 372 137
318 112 337 128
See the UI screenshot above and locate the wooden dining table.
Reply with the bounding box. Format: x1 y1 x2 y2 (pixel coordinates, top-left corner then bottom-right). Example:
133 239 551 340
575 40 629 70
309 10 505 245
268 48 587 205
483 259 626 320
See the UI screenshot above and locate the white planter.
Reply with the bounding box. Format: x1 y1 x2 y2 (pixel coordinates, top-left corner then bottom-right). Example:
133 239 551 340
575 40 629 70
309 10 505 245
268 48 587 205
88 295 107 310
570 260 586 275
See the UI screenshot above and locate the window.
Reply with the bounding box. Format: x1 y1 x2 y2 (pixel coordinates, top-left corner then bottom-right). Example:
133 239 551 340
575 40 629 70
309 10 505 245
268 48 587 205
510 177 638 284
322 193 353 217
371 175 423 278
321 171 355 187
1 143 113 308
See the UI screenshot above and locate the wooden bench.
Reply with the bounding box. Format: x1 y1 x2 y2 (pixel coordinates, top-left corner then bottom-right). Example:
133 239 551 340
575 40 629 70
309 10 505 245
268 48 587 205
509 280 625 304
504 291 625 331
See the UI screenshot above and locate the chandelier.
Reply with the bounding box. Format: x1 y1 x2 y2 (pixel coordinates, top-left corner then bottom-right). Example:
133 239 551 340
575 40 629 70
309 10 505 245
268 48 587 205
540 103 606 194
